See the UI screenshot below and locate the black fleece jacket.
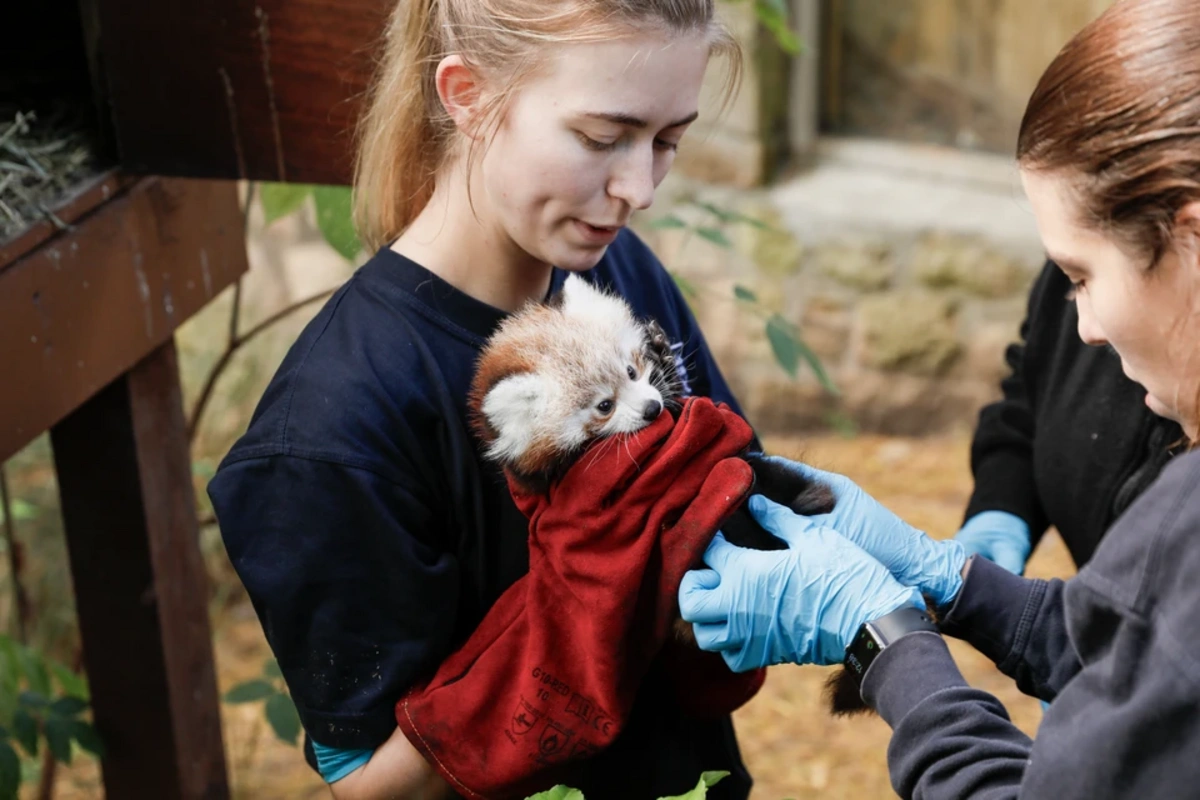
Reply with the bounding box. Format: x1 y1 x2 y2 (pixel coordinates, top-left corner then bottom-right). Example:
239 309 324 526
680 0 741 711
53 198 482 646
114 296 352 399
965 260 1183 566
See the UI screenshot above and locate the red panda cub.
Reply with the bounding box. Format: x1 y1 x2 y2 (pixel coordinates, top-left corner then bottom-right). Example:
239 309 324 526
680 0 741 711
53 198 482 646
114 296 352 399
468 274 871 716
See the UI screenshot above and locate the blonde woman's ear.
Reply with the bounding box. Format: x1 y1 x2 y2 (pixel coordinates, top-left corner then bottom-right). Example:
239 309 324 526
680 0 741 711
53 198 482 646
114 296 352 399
435 55 485 137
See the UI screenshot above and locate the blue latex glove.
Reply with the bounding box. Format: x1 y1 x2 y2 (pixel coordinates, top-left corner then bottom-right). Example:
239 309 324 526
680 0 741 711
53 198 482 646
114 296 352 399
953 511 1031 575
758 456 967 608
678 495 925 672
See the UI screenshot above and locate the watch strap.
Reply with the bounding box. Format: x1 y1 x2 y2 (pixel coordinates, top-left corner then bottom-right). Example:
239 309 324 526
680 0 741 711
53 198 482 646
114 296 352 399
844 605 939 688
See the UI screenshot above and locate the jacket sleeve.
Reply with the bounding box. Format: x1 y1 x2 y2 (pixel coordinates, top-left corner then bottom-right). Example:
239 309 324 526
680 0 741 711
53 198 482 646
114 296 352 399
865 558 1200 799
938 557 1080 700
207 454 460 752
963 261 1059 539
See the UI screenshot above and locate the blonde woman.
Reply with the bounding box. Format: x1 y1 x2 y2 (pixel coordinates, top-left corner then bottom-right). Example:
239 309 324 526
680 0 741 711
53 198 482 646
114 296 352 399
209 2 768 799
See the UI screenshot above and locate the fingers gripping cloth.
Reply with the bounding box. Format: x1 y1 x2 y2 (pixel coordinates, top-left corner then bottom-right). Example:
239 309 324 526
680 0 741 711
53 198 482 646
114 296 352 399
395 398 757 799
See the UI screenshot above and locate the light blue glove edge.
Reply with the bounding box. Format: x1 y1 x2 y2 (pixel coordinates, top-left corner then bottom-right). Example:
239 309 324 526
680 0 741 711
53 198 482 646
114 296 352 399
311 740 373 783
955 511 1031 575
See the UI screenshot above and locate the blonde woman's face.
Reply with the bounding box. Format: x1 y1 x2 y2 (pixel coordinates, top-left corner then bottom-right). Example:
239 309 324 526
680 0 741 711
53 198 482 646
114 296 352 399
476 31 710 272
1021 168 1200 439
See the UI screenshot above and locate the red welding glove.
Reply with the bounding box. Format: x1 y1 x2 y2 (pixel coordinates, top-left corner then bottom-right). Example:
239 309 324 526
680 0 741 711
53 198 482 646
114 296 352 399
655 639 767 720
396 397 755 800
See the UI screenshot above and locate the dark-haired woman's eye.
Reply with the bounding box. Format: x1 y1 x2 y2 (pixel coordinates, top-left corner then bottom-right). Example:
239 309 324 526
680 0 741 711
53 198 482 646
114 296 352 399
1065 281 1084 301
597 399 614 414
627 365 637 380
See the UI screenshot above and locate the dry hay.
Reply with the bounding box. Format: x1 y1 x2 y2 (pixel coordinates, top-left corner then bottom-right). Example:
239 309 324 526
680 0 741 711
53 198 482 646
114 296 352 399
0 106 103 243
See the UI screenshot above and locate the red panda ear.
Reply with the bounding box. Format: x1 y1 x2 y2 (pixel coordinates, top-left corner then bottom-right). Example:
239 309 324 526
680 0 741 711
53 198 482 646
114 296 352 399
560 273 603 311
478 373 546 463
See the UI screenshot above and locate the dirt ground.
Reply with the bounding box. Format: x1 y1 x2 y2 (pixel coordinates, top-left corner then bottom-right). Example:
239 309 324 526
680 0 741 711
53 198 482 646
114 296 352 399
41 430 1074 800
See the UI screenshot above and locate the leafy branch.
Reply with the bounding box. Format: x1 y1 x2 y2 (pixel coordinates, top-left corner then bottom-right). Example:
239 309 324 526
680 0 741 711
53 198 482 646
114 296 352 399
222 658 301 747
650 200 838 395
0 635 98 800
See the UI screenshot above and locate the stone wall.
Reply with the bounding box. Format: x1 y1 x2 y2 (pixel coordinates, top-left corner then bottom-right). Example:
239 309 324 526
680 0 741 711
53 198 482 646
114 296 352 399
631 144 1046 437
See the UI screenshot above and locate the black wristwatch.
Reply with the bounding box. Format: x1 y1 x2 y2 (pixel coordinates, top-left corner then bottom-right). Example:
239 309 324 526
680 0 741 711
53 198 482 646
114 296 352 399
843 605 939 688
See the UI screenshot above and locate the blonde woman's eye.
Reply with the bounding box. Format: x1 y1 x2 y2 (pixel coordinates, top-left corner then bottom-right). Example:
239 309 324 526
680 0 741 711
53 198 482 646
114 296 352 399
576 132 615 152
654 138 679 152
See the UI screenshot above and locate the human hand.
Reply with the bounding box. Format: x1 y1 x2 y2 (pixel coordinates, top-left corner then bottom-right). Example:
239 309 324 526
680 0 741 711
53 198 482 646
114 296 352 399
757 456 967 608
677 495 924 672
953 511 1031 575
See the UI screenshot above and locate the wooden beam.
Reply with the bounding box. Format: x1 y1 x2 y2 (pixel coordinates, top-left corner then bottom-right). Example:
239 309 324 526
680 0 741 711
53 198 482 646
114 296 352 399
92 0 391 184
0 176 247 463
51 339 230 800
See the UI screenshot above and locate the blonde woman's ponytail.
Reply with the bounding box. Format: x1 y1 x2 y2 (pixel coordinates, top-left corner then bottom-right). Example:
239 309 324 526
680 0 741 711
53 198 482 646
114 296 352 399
353 0 450 251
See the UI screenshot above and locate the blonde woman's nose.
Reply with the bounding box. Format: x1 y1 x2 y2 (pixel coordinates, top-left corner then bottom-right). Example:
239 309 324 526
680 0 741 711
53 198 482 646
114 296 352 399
608 150 655 211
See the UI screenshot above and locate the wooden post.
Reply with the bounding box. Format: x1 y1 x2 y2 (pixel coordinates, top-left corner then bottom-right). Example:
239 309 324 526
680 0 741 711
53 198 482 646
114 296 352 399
788 0 823 167
51 339 230 800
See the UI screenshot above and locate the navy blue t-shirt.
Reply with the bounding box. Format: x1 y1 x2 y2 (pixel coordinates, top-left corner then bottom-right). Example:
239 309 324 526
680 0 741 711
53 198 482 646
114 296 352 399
207 229 756 799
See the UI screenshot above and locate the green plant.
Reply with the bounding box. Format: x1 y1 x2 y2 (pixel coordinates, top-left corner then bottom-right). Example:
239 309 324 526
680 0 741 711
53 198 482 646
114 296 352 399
746 0 802 54
222 658 302 746
651 200 838 394
525 770 762 800
0 634 100 800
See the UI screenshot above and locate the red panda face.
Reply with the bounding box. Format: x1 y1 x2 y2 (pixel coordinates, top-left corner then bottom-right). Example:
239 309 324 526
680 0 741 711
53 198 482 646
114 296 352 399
468 275 668 481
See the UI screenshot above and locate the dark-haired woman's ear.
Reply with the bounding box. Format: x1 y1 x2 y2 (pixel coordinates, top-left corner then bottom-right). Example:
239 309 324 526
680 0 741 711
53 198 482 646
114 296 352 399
435 55 485 138
1174 201 1200 266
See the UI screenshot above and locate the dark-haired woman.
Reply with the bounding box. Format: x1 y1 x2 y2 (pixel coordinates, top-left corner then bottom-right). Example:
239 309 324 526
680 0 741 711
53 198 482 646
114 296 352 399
679 0 1200 796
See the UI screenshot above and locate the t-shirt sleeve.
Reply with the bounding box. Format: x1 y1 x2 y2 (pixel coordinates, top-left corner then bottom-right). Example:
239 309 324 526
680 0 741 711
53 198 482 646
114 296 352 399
207 453 460 750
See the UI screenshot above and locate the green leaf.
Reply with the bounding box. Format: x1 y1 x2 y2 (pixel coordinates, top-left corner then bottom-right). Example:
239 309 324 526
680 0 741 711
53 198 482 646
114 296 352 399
12 708 37 758
191 461 217 479
43 716 72 764
0 741 19 800
764 315 839 394
263 658 283 679
67 720 105 759
49 662 89 701
794 334 839 395
50 696 88 717
524 787 585 800
670 271 698 300
765 314 799 378
312 185 361 261
733 285 758 303
753 1 802 55
264 692 301 746
695 227 732 248
0 498 38 524
648 214 687 230
223 679 275 704
16 647 51 696
259 182 312 226
692 201 736 223
18 690 48 710
656 770 730 800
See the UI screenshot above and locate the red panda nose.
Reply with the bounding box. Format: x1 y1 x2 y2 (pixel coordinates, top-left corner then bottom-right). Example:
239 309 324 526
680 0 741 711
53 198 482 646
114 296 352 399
642 399 663 421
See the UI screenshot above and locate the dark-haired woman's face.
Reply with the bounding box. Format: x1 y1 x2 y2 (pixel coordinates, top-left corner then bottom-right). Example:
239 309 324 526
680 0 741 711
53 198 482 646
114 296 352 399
1022 168 1200 439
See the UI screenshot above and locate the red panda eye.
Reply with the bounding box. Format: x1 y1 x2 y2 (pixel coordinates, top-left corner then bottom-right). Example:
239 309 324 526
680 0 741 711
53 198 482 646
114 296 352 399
596 399 614 414
627 366 637 380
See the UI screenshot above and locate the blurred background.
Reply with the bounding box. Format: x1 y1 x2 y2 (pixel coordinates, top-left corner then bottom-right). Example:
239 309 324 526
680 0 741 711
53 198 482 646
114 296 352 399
1 1 1114 797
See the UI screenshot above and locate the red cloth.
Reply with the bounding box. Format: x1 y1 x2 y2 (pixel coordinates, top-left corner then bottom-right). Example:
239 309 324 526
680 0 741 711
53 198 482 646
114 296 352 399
656 639 767 720
396 398 756 799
